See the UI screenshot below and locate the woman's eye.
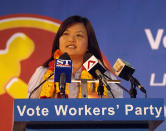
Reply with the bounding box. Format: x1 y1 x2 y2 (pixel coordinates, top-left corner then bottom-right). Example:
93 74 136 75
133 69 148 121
76 34 83 37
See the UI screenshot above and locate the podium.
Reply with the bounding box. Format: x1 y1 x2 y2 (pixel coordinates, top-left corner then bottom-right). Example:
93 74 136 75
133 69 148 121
13 98 164 131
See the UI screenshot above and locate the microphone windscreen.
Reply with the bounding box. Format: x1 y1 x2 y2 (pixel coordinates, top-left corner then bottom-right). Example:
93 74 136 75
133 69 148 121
113 58 135 81
54 54 72 83
83 54 106 79
59 52 71 60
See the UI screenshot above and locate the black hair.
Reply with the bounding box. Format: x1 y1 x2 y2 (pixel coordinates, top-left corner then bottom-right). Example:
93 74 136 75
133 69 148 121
43 15 103 67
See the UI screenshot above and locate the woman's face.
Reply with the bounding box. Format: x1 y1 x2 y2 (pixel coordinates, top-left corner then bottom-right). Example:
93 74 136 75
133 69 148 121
59 23 88 58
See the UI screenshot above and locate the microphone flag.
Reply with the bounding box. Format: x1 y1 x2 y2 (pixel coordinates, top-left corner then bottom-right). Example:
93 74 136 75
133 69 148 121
54 59 72 83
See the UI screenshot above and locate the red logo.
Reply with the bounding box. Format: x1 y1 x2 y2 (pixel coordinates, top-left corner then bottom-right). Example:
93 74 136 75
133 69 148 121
88 60 96 70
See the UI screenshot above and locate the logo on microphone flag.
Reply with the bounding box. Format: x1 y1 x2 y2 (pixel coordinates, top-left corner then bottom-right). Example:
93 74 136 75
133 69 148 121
54 59 72 83
83 55 98 71
88 60 96 69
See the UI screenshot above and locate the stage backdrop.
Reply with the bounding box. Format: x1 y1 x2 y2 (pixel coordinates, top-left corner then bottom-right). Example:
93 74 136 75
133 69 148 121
0 0 165 131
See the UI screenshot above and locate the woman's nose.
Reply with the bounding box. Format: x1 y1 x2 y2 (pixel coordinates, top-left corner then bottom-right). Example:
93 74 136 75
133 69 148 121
68 35 75 42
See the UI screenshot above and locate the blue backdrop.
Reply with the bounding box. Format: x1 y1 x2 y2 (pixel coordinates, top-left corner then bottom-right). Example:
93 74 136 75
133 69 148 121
0 0 166 130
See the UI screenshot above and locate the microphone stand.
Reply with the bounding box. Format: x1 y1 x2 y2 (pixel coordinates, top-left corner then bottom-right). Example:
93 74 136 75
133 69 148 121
104 73 141 98
81 79 88 98
59 73 67 99
97 80 104 98
129 77 137 98
95 70 115 98
103 74 130 96
129 76 147 98
104 73 147 98
59 85 66 98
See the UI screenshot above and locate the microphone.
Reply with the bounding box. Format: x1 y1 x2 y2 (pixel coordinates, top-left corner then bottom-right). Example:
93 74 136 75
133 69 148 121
80 70 93 98
83 53 115 98
54 53 72 98
113 58 135 81
83 53 106 79
113 58 146 94
130 76 147 94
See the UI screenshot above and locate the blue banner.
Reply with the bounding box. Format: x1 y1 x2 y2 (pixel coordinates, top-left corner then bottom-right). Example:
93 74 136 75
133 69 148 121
14 99 164 122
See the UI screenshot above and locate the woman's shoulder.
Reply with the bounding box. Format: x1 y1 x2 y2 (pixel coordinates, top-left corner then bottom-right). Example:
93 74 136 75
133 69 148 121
35 66 48 73
27 66 48 98
28 66 48 85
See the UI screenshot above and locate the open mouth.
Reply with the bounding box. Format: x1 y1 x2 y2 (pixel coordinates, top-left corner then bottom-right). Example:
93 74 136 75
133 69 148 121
66 45 76 49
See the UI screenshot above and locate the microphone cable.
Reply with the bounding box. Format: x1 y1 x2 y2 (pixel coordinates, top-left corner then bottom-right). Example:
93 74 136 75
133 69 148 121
102 73 147 98
29 73 54 99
